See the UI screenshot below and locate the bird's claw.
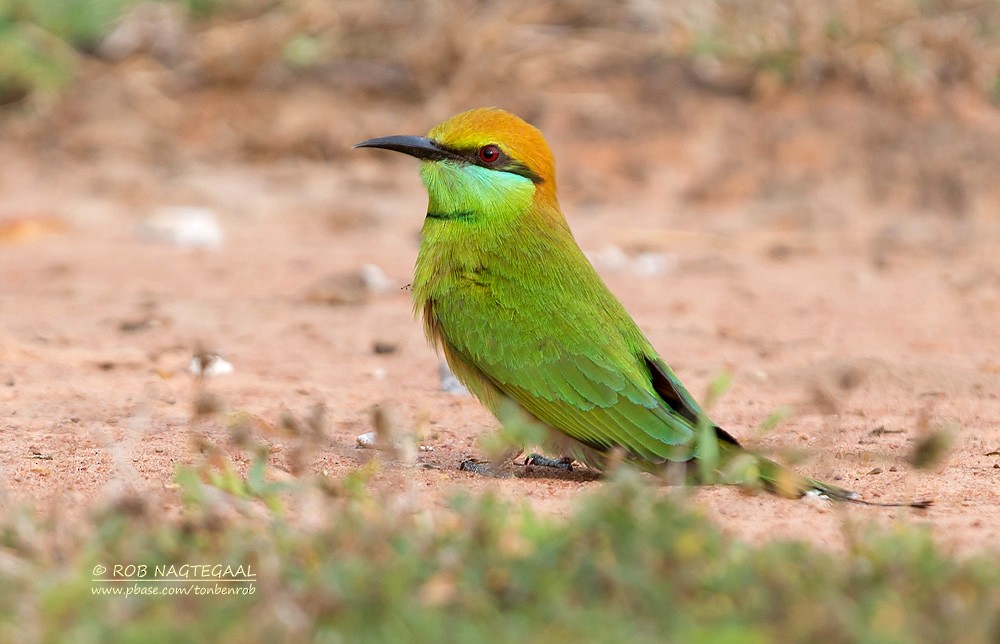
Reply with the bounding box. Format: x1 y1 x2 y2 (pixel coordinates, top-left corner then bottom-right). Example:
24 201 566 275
459 459 491 475
523 454 575 472
459 458 516 478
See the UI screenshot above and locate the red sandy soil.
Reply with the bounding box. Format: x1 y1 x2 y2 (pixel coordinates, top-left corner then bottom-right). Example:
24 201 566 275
1 83 998 556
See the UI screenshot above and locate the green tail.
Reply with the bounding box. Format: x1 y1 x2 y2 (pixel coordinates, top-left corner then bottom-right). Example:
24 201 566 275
713 430 930 508
751 452 858 501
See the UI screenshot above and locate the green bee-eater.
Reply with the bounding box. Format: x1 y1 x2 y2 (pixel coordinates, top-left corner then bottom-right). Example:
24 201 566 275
357 107 926 505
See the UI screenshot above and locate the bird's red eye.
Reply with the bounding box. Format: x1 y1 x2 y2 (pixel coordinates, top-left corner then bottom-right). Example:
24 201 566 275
478 144 501 164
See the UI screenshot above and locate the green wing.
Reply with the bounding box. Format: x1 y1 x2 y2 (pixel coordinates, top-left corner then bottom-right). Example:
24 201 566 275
503 353 701 463
434 291 708 464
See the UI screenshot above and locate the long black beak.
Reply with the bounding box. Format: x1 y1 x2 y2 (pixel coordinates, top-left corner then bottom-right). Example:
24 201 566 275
354 135 462 162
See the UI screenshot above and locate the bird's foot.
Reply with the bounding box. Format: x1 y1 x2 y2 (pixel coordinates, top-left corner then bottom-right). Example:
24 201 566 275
459 455 518 478
523 454 575 472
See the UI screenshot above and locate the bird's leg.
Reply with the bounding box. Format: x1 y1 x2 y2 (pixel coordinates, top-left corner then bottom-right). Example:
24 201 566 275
459 447 522 478
523 453 575 472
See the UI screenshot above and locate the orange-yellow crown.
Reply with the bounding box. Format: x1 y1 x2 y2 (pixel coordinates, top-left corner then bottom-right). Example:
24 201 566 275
427 107 557 195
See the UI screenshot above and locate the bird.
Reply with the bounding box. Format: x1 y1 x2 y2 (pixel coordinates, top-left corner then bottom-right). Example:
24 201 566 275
356 107 928 506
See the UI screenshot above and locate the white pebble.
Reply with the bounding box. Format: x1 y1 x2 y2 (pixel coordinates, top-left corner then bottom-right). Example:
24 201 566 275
632 251 676 277
359 263 394 293
438 363 470 395
188 353 234 377
587 245 629 273
137 206 224 250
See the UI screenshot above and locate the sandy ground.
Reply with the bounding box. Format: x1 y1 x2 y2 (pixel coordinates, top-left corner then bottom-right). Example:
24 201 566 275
1 85 999 557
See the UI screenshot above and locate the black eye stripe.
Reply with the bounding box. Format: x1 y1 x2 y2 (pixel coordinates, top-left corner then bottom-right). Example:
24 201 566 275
504 161 544 185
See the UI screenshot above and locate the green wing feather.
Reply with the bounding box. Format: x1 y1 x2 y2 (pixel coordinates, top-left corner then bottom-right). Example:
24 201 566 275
447 342 697 462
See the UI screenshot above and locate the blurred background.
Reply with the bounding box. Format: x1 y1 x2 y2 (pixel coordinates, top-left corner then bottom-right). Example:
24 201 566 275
3 3 1000 637
3 0 999 225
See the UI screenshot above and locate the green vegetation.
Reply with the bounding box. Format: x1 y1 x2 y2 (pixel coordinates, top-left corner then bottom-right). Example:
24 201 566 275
0 0 131 102
0 451 996 642
0 15 76 102
3 0 137 49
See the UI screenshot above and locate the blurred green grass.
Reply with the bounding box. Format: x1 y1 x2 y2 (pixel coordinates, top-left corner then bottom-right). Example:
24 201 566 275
0 454 997 642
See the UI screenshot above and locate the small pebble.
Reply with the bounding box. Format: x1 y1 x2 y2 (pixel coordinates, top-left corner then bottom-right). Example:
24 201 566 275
356 430 431 454
439 363 470 395
586 245 629 272
633 251 675 277
359 263 394 293
188 353 234 377
136 206 224 250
